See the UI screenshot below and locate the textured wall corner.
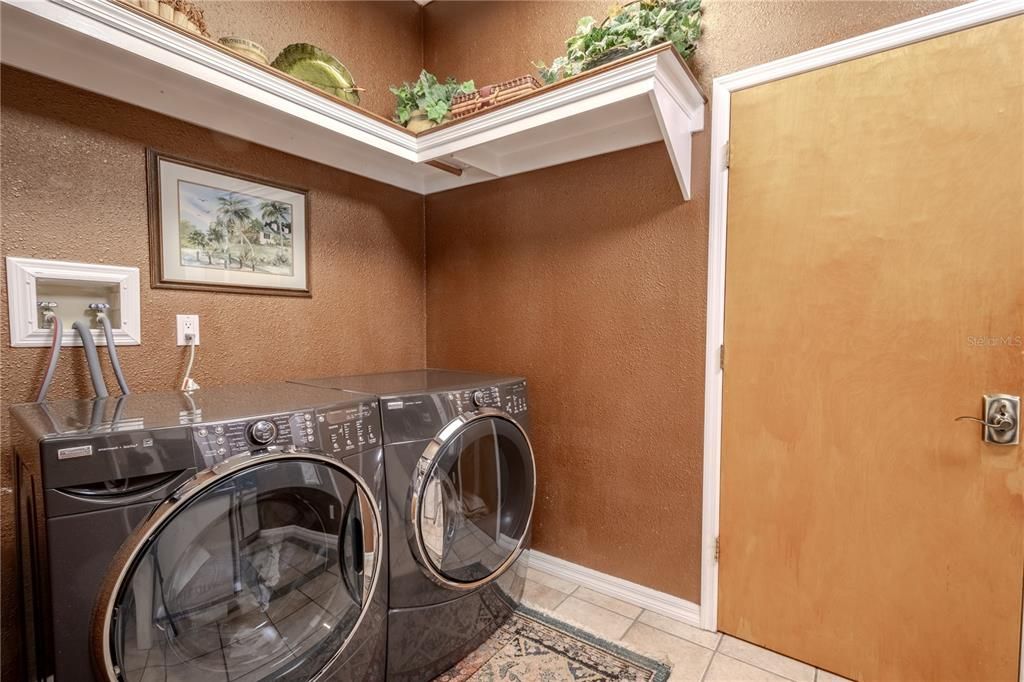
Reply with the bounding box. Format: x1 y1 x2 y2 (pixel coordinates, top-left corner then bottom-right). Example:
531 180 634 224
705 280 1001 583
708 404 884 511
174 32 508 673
422 0 964 603
426 140 711 601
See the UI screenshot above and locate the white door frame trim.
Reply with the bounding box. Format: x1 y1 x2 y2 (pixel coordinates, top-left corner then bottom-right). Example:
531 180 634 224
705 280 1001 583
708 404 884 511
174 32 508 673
699 0 1024 662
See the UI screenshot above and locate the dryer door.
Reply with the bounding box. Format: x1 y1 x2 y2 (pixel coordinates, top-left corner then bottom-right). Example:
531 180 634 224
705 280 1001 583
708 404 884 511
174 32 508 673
411 408 536 589
92 452 381 682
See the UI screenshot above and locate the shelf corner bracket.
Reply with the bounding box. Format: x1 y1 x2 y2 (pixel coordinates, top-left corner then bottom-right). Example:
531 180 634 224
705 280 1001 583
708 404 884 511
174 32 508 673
649 81 704 201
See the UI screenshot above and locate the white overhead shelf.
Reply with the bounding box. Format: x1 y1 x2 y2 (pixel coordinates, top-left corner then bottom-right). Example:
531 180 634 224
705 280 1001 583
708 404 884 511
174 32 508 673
0 0 706 198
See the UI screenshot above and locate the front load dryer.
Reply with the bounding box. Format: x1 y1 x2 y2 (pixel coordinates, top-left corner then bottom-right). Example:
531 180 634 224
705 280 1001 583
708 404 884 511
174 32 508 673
291 370 536 681
10 382 387 682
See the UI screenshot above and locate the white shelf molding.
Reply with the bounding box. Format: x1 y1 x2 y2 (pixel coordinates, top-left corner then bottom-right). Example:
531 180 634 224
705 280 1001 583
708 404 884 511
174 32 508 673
6 257 142 347
528 550 702 627
0 0 705 198
417 47 705 197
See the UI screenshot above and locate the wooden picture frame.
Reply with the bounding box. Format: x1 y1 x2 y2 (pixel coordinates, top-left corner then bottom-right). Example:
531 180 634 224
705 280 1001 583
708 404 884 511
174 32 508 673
146 150 312 296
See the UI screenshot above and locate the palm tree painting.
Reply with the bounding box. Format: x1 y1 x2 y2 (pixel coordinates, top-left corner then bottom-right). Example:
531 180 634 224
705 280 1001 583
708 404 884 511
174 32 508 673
259 200 292 245
176 180 294 276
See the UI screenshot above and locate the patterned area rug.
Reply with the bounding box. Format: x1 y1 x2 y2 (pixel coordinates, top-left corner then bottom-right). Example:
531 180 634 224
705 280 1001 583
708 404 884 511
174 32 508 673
435 606 671 682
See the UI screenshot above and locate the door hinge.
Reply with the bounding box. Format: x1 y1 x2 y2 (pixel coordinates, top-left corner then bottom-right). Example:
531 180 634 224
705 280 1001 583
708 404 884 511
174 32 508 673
719 344 725 370
714 536 720 562
722 140 731 170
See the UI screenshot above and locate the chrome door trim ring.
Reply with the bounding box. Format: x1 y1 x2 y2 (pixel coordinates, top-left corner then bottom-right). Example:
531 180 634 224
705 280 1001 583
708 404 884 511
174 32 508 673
409 408 536 591
90 447 384 682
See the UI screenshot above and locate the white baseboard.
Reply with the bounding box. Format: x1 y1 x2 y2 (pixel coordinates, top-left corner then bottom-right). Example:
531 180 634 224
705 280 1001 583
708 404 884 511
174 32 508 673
527 550 703 629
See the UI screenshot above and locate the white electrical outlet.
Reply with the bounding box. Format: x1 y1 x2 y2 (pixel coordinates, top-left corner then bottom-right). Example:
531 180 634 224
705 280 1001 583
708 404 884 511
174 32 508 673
176 314 200 346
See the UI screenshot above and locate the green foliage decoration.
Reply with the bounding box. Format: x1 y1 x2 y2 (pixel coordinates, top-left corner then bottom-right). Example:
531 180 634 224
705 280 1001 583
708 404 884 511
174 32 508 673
390 70 476 125
534 0 703 85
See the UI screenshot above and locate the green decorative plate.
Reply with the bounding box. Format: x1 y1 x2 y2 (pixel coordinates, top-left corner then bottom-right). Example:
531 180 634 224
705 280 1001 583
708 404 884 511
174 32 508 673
271 43 360 105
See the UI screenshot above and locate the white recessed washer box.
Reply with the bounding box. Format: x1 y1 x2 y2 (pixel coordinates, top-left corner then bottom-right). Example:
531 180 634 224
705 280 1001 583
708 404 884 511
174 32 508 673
6 257 142 347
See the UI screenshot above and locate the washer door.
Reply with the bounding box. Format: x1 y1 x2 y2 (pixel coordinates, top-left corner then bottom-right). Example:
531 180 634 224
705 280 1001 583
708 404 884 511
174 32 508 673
411 408 536 589
93 452 381 682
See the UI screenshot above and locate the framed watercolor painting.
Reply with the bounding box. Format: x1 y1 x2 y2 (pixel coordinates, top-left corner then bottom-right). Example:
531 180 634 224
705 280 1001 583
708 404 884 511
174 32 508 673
147 150 311 296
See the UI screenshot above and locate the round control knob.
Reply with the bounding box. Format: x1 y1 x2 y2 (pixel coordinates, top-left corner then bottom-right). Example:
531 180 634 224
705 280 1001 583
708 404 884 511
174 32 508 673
472 390 486 407
247 420 277 445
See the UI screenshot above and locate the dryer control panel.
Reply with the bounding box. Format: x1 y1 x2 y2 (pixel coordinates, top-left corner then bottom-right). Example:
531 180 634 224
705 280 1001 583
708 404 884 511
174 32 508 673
444 380 529 418
377 379 528 444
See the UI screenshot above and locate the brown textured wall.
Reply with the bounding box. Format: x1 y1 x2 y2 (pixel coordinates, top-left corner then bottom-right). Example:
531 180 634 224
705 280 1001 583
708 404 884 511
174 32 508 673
423 0 963 601
425 143 711 600
202 1 423 119
0 65 425 677
424 1 963 94
423 2 607 85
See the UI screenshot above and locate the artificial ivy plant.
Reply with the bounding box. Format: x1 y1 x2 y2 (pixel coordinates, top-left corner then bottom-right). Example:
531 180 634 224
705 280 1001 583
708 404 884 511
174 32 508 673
390 70 476 125
534 0 703 84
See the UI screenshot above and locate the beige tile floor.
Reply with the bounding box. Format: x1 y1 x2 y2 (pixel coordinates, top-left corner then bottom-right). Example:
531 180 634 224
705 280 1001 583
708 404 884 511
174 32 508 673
523 566 852 682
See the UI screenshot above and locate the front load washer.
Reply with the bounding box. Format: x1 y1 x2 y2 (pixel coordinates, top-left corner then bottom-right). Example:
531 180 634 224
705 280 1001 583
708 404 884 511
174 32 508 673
291 370 536 681
10 382 387 682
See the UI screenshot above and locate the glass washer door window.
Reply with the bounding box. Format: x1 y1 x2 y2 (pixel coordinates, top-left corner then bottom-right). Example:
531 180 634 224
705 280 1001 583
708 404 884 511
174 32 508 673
414 410 535 588
99 455 379 682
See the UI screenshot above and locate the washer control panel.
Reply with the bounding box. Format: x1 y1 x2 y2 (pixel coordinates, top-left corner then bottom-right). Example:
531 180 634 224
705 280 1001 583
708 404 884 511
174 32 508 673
315 401 380 455
194 409 319 466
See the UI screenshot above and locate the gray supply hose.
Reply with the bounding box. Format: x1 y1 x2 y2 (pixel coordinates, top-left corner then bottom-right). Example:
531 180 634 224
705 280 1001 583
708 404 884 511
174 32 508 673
73 319 108 398
36 313 63 402
97 313 130 394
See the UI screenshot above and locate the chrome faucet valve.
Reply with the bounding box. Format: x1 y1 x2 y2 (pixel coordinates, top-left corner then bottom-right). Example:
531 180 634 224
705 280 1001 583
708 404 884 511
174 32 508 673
37 301 59 328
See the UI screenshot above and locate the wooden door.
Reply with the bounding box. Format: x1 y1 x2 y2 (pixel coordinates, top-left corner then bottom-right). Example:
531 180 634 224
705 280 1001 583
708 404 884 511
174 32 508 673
719 16 1024 682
